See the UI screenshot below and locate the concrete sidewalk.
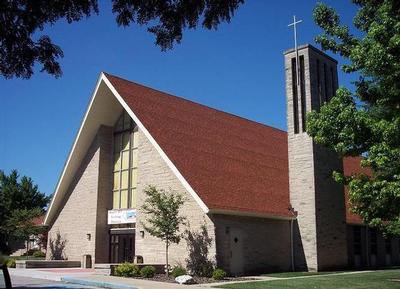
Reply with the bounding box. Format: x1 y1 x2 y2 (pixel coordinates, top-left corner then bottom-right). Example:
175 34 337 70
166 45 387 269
59 274 281 289
9 268 225 289
9 268 98 282
61 275 216 289
11 268 374 289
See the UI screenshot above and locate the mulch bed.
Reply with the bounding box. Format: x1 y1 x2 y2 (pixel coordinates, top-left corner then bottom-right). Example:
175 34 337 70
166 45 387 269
131 274 255 284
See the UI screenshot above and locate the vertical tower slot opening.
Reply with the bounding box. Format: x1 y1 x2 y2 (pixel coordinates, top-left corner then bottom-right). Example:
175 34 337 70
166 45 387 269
291 57 300 134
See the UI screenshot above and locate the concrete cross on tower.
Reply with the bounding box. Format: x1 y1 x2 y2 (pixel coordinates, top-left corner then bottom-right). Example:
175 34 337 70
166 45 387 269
288 15 303 86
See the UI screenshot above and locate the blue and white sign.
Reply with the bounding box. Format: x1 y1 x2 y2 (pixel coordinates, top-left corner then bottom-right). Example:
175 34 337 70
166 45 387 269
108 209 137 224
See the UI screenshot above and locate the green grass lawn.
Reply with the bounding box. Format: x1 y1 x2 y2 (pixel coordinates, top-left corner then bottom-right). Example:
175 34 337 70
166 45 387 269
218 269 400 289
262 271 342 278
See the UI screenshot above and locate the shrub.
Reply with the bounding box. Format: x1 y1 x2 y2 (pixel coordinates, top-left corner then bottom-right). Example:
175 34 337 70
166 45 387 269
6 258 16 268
114 263 140 277
185 225 214 277
212 268 227 280
23 249 40 256
32 251 46 258
198 261 214 277
171 265 187 278
140 266 156 278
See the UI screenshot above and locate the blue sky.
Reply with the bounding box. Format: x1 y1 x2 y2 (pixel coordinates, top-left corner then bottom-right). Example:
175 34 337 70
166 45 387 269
0 1 358 196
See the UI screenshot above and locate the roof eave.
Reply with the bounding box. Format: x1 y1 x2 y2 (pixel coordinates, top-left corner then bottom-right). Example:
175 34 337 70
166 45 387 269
208 208 294 221
44 73 106 226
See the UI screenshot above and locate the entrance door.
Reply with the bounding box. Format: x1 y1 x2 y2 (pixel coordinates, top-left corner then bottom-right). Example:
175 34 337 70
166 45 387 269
110 233 135 263
230 228 244 275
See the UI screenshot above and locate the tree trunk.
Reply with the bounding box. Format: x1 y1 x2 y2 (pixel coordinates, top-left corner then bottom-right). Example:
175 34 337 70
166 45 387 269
165 240 169 276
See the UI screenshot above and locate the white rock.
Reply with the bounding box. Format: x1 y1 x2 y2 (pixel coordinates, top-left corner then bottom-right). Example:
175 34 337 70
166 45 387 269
175 275 194 285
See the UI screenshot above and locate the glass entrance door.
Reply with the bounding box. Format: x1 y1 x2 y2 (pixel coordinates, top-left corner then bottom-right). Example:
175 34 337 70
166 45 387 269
110 233 135 263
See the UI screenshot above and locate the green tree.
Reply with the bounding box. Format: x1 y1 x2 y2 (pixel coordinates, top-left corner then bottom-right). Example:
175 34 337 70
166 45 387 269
307 1 400 235
1 0 244 79
0 170 50 253
141 185 186 276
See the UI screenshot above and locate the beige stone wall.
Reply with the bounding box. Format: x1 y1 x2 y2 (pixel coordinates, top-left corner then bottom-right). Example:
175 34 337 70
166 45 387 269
46 120 214 267
213 215 291 274
46 126 113 265
285 45 348 271
46 112 297 273
47 138 99 262
135 129 216 266
94 126 113 263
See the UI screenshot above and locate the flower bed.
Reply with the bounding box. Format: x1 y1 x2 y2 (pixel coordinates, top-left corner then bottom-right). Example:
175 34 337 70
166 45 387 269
112 263 256 284
126 274 253 284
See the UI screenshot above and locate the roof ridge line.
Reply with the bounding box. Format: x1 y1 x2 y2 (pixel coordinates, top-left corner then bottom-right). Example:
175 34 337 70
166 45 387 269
103 72 287 135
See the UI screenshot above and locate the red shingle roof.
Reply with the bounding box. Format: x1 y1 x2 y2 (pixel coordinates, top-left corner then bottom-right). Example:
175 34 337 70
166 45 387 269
105 73 366 222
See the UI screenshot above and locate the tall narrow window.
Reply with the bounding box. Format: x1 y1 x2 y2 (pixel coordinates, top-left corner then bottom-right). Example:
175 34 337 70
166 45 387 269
316 59 322 110
370 228 377 255
330 66 336 98
353 226 362 255
323 63 329 102
113 111 139 209
398 239 400 257
299 55 306 132
385 238 392 255
291 57 299 134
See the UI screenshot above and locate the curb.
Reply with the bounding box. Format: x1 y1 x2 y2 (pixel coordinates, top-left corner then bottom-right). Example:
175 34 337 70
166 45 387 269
61 277 138 289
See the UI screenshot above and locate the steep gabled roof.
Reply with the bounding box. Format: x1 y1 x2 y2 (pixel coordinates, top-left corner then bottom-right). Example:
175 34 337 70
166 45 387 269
45 72 365 225
105 73 292 219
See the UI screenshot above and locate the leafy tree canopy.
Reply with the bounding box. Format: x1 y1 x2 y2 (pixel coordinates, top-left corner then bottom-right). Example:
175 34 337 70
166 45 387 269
0 170 50 253
307 0 400 235
0 0 244 79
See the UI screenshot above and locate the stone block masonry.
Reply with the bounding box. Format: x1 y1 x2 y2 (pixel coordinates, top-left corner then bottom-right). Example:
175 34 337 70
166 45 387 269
284 44 348 271
135 129 217 266
46 126 113 265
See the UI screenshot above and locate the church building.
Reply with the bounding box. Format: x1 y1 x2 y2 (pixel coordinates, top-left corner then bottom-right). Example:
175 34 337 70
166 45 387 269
44 45 400 274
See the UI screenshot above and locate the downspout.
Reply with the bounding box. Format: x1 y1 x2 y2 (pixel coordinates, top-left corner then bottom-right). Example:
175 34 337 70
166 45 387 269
289 206 298 272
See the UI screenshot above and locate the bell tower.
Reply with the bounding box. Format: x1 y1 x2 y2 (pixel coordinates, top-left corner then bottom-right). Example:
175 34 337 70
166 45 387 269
284 44 348 271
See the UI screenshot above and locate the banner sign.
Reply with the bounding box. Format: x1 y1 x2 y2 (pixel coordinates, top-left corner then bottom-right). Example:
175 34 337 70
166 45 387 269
108 209 136 224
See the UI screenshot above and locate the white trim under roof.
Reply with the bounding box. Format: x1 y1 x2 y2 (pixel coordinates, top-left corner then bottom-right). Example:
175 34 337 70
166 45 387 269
44 74 104 225
45 73 209 225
